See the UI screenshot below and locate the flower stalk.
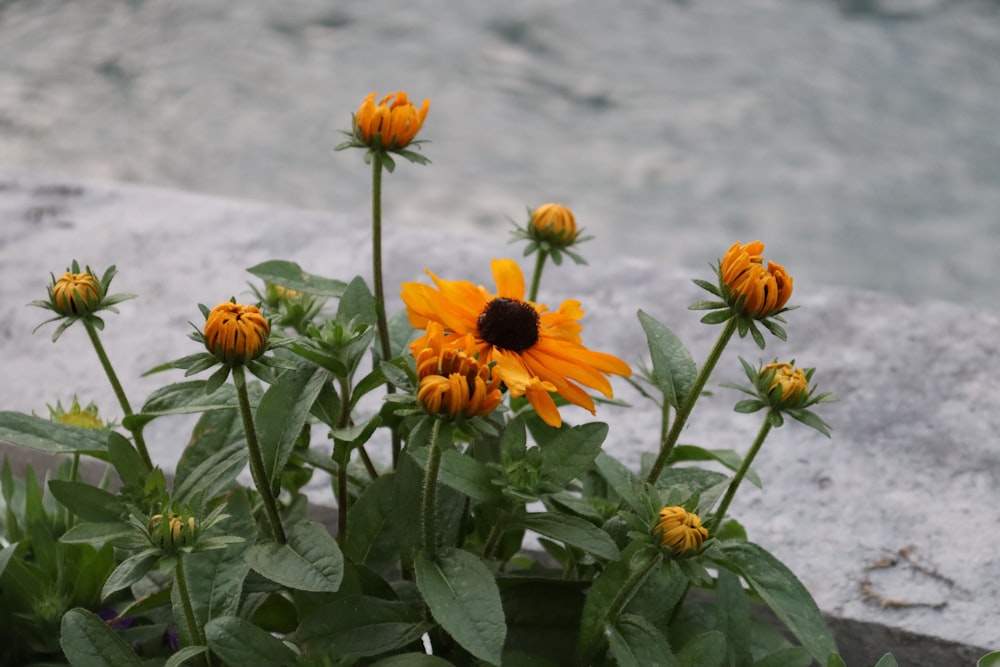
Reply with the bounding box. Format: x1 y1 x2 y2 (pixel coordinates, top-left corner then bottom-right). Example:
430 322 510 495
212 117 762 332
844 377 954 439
712 412 774 532
420 419 444 559
528 249 548 304
83 320 152 468
647 317 737 484
175 553 211 667
232 366 286 544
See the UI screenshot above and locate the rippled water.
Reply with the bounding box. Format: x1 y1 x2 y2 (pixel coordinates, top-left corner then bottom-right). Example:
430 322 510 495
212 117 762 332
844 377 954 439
2 0 999 306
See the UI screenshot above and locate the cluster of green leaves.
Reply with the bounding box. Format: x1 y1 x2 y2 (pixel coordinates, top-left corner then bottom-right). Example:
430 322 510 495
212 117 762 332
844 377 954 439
0 257 909 667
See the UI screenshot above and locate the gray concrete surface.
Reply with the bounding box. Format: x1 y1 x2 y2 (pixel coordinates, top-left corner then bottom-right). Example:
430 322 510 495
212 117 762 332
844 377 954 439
1 165 998 658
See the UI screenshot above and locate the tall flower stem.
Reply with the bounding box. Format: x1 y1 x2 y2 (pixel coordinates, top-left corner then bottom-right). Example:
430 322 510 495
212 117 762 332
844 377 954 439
83 320 152 469
712 413 774 532
175 553 211 666
336 375 352 545
370 151 403 467
527 249 549 304
420 419 443 559
647 318 737 484
232 366 287 544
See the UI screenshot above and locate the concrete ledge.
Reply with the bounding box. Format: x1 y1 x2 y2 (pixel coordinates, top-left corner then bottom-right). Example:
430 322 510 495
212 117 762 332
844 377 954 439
2 165 997 658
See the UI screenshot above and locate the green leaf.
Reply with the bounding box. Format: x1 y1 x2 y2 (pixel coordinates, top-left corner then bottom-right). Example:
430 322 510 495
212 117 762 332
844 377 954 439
638 310 697 409
337 274 378 325
414 547 506 665
101 549 160 599
825 653 848 667
608 613 678 667
592 451 646 512
344 474 398 576
497 576 585 663
124 380 238 430
256 362 330 494
979 652 1000 667
295 595 430 658
172 440 248 508
676 630 727 667
669 445 762 489
174 407 244 486
577 542 662 665
60 521 136 546
734 399 767 414
715 566 752 667
787 409 832 438
174 490 254 642
700 310 734 325
164 646 208 667
754 647 813 667
205 615 298 666
873 654 900 667
716 541 837 664
106 432 151 488
48 480 125 522
0 543 17 579
247 259 347 297
0 412 107 456
518 512 620 560
539 422 609 489
60 608 144 667
245 520 343 592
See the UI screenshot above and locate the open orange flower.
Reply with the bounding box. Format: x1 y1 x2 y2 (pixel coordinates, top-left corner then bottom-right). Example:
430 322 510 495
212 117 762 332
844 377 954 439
414 322 503 420
720 241 793 319
354 91 430 151
401 259 631 427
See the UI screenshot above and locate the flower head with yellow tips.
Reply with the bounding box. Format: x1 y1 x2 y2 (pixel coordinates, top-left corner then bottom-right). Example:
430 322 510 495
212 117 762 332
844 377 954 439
654 506 708 555
338 91 431 167
726 357 835 435
401 258 631 427
693 240 795 349
30 260 136 342
203 302 271 367
413 322 503 421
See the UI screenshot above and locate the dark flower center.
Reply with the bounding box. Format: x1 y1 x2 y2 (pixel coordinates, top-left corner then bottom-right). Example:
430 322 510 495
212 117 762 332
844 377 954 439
477 297 540 352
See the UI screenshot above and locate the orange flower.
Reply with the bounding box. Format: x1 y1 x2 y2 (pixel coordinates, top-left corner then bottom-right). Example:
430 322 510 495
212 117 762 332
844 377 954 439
654 506 708 555
720 241 793 319
354 91 430 150
203 302 270 366
50 271 101 316
401 259 631 427
414 322 503 420
529 203 578 247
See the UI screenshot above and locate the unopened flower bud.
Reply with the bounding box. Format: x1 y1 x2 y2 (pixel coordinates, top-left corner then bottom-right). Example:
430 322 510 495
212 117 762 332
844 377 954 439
203 302 270 366
529 203 578 247
762 361 809 409
50 271 101 316
654 506 708 555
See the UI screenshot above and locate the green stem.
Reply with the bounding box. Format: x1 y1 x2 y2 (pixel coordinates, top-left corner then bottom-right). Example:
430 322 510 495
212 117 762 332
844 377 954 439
336 376 351 545
421 419 443 558
527 249 549 304
83 320 152 469
232 367 287 544
646 318 737 484
712 413 774 532
175 553 211 666
577 547 663 666
370 151 403 468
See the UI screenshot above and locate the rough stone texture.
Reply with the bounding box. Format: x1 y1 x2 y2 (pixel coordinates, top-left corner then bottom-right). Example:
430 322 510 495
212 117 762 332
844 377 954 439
1 166 998 657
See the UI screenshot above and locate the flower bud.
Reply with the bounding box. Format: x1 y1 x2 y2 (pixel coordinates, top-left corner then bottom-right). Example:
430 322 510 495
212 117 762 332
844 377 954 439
203 302 270 366
762 361 809 409
48 397 106 430
149 512 197 550
720 241 793 319
50 270 101 316
654 506 708 555
529 203 578 247
354 91 430 151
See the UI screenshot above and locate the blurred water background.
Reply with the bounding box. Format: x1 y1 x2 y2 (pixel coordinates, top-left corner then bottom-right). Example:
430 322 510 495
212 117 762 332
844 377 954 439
1 0 999 307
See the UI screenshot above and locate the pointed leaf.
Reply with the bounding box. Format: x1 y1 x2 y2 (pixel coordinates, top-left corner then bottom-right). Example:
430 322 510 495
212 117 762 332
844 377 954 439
247 259 347 297
608 613 678 667
414 547 506 665
676 630 727 667
519 512 619 560
0 411 107 455
205 615 297 666
256 363 330 494
48 480 125 522
102 549 160 599
60 608 144 667
296 595 430 658
539 422 609 489
246 520 343 592
638 310 698 409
